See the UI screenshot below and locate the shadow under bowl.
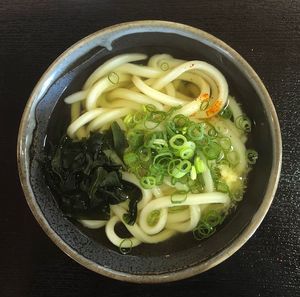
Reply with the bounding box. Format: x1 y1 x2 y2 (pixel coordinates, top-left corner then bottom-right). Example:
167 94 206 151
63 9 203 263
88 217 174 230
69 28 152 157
17 20 282 283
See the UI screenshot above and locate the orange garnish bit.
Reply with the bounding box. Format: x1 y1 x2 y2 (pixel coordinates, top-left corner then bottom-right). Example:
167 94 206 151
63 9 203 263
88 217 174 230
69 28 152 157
206 99 221 116
196 93 209 102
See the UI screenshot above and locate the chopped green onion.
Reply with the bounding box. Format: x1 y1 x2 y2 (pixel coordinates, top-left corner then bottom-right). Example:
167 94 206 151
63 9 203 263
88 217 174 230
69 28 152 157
153 152 172 168
202 142 222 160
208 127 218 137
123 114 135 128
160 62 169 71
169 160 192 178
203 210 223 227
144 104 157 112
171 176 177 185
190 165 197 180
193 221 215 240
187 123 205 140
179 147 194 160
138 147 151 162
220 106 232 119
194 156 206 173
147 111 167 123
173 114 189 128
218 159 230 166
108 72 119 84
219 137 232 151
167 159 182 175
246 149 258 164
133 111 146 123
155 174 164 185
147 210 161 226
144 121 160 130
127 130 144 149
140 176 156 189
217 150 225 162
235 115 251 132
123 152 138 167
119 238 133 254
132 166 147 178
169 134 187 150
151 139 168 151
171 190 188 204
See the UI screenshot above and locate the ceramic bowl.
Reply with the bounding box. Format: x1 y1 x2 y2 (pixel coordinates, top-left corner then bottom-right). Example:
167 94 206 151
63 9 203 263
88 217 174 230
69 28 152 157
17 20 282 283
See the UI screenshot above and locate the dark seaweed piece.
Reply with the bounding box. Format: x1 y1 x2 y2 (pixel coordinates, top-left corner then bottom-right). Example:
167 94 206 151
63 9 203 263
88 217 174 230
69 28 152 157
122 181 143 226
44 130 141 222
111 121 128 158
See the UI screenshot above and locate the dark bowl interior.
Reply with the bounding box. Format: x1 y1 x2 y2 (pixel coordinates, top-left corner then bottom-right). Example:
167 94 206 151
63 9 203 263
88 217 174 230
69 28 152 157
29 30 273 276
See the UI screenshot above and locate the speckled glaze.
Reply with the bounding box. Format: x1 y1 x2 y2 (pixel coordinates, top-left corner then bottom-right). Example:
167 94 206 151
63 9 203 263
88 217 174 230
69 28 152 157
17 20 282 283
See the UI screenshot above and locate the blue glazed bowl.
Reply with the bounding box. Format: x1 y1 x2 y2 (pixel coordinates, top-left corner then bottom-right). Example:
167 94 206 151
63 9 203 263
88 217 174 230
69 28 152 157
17 20 281 283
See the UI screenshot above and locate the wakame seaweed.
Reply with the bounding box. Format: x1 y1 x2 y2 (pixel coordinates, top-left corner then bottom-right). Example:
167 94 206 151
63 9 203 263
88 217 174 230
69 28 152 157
44 122 141 222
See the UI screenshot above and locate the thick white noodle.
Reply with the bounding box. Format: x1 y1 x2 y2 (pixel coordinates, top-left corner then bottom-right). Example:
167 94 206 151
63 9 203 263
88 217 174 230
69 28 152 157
178 72 210 98
70 102 86 139
132 76 188 106
65 90 89 104
87 107 131 132
196 71 219 99
151 60 228 118
148 54 174 68
152 60 227 95
152 187 164 198
79 219 107 229
86 74 131 111
167 208 190 224
138 208 168 235
165 83 176 97
111 205 176 244
148 54 185 70
115 63 162 78
166 205 201 232
99 97 141 110
107 88 164 110
105 216 141 247
84 53 147 90
67 108 107 138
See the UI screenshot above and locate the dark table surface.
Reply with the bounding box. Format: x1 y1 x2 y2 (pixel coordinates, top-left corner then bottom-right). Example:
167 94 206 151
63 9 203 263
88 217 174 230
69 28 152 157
1 0 299 296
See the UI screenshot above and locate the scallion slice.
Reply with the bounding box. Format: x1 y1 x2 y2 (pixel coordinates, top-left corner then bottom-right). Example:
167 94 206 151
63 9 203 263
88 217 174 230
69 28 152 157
246 149 258 164
108 72 119 84
235 115 251 132
140 176 156 189
169 134 187 150
171 190 188 204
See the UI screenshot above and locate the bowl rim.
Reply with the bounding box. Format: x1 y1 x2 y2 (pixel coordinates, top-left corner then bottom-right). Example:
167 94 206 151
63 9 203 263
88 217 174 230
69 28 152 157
17 20 282 283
